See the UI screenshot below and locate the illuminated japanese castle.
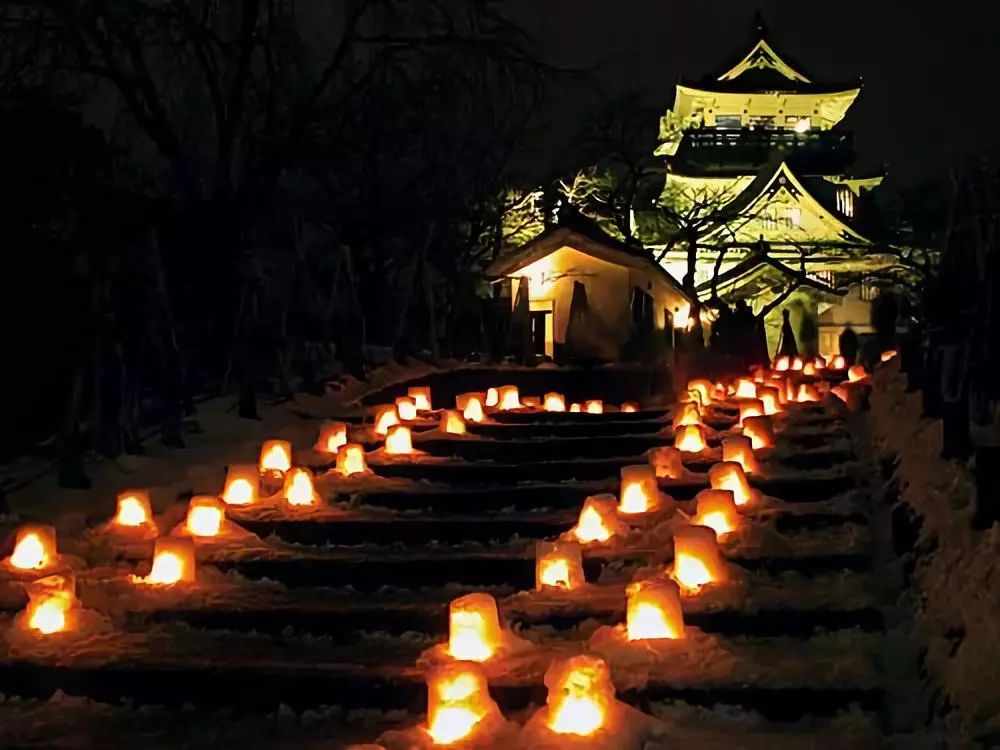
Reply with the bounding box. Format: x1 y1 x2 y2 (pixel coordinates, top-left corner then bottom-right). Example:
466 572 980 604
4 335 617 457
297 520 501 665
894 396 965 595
656 13 895 357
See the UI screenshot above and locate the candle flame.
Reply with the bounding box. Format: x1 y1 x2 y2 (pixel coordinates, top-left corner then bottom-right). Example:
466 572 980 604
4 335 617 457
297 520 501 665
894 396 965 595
10 532 51 570
674 553 713 589
426 663 498 746
28 595 70 635
283 467 318 506
148 551 184 584
539 558 571 589
223 478 255 506
115 492 151 527
545 657 611 737
139 538 196 585
186 503 223 537
573 506 612 544
626 580 684 641
674 424 707 453
258 440 292 473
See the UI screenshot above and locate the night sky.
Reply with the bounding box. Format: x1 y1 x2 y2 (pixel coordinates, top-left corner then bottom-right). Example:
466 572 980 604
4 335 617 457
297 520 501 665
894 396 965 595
507 0 1000 187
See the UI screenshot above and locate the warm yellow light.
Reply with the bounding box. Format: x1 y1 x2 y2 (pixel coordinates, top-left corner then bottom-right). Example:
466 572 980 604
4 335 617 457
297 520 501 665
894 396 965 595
796 383 821 402
408 386 433 411
791 357 804 371
374 405 400 436
738 399 764 426
384 424 414 455
742 415 776 450
448 593 503 662
833 355 847 369
692 488 739 537
426 662 499 746
803 362 817 376
222 465 259 506
794 117 811 133
536 541 584 591
620 402 638 413
314 421 348 454
570 495 625 544
832 384 850 403
336 443 368 476
282 467 319 506
709 462 753 506
721 435 759 475
522 396 541 409
485 388 499 408
186 496 224 537
584 400 603 415
732 378 757 399
672 402 702 429
813 356 827 370
544 655 613 736
569 403 582 413
618 465 659 515
674 424 707 453
259 440 292 473
774 355 790 372
142 538 196 585
463 397 485 423
29 596 68 634
671 526 727 591
626 579 684 641
395 397 418 422
441 409 467 435
649 446 685 479
497 385 521 411
687 379 714 405
848 365 868 382
544 392 566 412
115 491 152 527
672 305 692 331
9 526 56 571
758 387 782 415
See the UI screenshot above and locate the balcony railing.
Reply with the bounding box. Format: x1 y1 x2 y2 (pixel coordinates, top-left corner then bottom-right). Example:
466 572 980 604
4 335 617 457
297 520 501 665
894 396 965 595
675 128 854 172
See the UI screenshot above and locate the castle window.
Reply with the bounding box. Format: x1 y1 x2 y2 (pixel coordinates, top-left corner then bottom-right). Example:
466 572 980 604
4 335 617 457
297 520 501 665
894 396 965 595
716 115 741 129
748 115 774 130
836 188 855 218
787 116 811 133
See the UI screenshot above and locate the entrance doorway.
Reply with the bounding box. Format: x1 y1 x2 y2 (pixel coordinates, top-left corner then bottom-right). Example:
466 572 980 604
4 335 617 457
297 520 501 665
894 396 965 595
528 299 555 358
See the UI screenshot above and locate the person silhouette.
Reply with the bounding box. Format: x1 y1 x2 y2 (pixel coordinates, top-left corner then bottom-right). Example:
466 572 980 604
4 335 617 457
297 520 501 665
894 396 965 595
839 323 859 365
777 309 798 357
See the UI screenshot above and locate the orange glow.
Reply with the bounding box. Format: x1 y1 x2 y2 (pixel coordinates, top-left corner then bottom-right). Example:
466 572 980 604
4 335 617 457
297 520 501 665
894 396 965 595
758 387 782 416
142 537 196 585
791 357 804 371
426 662 499 745
544 392 566 412
796 383 821 403
620 402 638 413
674 424 707 453
24 577 76 635
258 439 292 474
721 435 759 474
618 465 660 515
282 467 319 506
687 379 714 405
448 593 503 662
732 378 757 399
713 382 727 400
335 443 368 476
384 424 414 455
832 355 847 369
680 389 703 406
671 525 727 591
222 465 259 506
569 495 626 544
408 386 433 411
463 397 485 423
8 525 56 571
709 462 753 506
522 396 541 409
802 362 816 376
185 496 225 537
485 388 499 408
395 397 417 421
115 490 152 527
441 409 467 435
544 655 613 736
497 385 521 411
881 349 898 362
848 365 868 382
584 400 603 415
374 405 400 436
536 541 584 591
742 415 776 450
626 579 684 641
314 421 348 454
569 403 582 413
649 446 685 479
738 399 764 426
692 489 739 537
671 402 702 429
831 384 850 403
774 355 790 371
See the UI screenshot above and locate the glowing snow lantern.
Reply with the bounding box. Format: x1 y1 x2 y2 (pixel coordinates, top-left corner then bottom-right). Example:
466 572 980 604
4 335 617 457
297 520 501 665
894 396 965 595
881 349 898 362
544 654 613 736
115 490 152 527
618 465 660 515
282 466 320 506
758 386 782 416
447 593 503 662
831 384 850 403
24 576 76 635
384 424 414 455
497 385 521 410
314 420 348 454
791 356 804 371
742 415 776 450
185 495 225 537
569 403 582 413
796 382 821 403
143 537 196 585
462 396 485 423
569 495 626 544
544 392 566 412
687 379 714 405
485 388 499 408
258 439 292 474
692 488 739 537
335 443 368 476
395 396 418 422
373 404 400 436
709 461 753 506
522 396 541 409
626 579 684 641
426 661 501 745
675 424 707 453
8 525 56 571
671 402 702 429
649 446 685 479
832 355 847 369
848 365 868 382
441 409 467 435
813 356 827 370
713 382 727 400
221 464 259 506
671 525 727 591
584 400 604 415
732 378 757 399
620 402 638 413
803 361 817 376
536 541 584 591
738 398 764 426
408 386 433 412
722 435 759 475
774 355 790 371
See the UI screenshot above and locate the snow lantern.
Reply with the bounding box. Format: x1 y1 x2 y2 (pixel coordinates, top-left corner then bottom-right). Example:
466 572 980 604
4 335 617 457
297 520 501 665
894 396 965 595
742 415 776 450
881 349 898 362
185 495 225 537
832 355 847 370
732 378 757 399
648 446 685 479
23 574 76 635
687 379 714 405
461 395 485 423
7 525 57 571
618 465 660 515
848 365 868 382
791 356 804 371
758 386 782 416
692 489 738 537
831 384 851 404
620 402 639 413
222 464 259 506
441 409 467 435
141 537 196 585
626 579 684 641
373 404 400 436
336 443 368 476
544 392 566 412
485 388 500 408
384 424 414 455
536 541 584 592
522 396 541 409
314 420 348 454
671 525 727 591
774 355 790 372
721 435 759 475
802 361 817 376
584 400 604 415
543 654 614 736
448 593 503 662
395 396 418 422
709 462 753 506
569 403 582 413
671 402 702 429
569 495 626 544
258 439 292 474
738 398 764 426
796 383 821 403
426 661 501 745
497 385 521 411
282 467 320 507
674 424 707 453
115 490 153 528
408 386 433 412
813 355 827 369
